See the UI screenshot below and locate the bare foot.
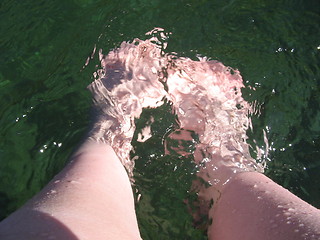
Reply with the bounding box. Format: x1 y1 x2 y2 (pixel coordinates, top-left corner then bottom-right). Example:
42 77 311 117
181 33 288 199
87 39 167 176
164 57 264 203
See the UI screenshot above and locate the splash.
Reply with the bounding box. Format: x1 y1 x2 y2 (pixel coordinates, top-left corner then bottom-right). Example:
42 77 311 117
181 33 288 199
87 28 264 183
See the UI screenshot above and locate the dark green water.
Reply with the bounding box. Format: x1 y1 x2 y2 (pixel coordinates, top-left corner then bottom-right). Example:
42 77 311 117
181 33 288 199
0 0 319 239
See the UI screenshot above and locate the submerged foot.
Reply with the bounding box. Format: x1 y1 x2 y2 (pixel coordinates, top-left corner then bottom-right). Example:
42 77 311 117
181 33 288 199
164 58 264 202
87 39 167 175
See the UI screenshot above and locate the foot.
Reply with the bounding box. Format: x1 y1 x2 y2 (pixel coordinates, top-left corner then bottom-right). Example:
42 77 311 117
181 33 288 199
165 58 263 201
87 39 167 176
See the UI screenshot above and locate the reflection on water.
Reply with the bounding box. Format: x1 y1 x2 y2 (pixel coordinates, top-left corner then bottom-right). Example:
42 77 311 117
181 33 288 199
0 0 319 239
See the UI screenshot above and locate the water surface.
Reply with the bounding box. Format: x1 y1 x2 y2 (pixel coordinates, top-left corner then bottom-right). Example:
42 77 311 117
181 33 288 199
0 0 319 239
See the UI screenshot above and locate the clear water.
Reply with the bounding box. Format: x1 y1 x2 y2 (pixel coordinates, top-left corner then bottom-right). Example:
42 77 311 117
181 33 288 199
0 0 319 239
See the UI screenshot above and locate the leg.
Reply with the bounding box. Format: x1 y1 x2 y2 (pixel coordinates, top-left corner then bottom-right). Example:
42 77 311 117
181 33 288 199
165 58 320 239
0 141 141 240
206 171 320 240
0 39 166 240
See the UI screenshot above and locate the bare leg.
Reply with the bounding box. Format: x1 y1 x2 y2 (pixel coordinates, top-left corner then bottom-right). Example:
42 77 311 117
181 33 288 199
0 39 167 240
205 171 320 240
165 58 320 239
0 141 141 240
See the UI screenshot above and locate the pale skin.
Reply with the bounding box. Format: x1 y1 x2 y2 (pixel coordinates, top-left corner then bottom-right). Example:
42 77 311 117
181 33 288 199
0 141 141 240
1 138 320 239
207 172 320 239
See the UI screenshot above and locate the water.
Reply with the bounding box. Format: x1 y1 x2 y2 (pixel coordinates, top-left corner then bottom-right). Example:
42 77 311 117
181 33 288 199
0 0 319 239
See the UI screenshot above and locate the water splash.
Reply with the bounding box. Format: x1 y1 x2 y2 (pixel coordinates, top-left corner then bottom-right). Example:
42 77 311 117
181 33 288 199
87 28 264 182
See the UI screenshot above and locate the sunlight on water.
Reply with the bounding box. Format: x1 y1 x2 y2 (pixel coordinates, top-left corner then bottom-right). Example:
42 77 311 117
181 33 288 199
1 1 319 238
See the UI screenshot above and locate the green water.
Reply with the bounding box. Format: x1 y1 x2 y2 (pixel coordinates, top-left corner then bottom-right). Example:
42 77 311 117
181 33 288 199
0 0 319 239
